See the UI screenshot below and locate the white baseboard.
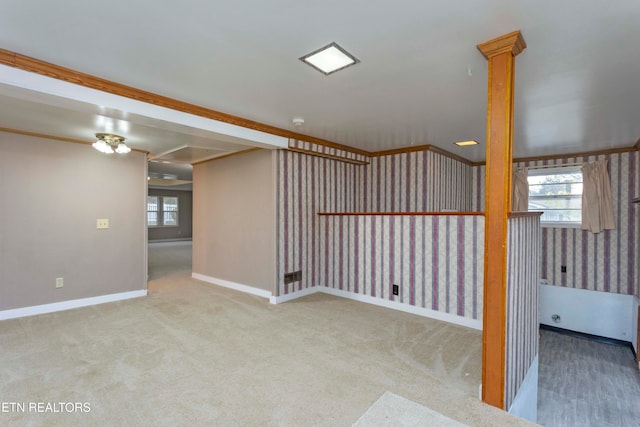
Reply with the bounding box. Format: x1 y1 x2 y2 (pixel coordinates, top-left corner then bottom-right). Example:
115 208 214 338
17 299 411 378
0 290 147 321
192 273 272 299
269 286 318 304
320 287 483 330
268 285 482 330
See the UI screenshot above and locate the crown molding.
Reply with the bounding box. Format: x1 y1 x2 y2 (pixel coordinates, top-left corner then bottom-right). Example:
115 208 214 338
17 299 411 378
3 47 635 166
0 127 148 154
369 144 472 165
0 48 365 155
471 145 637 167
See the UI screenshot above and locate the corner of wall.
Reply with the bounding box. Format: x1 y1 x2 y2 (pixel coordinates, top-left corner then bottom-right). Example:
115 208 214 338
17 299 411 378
508 355 538 423
632 296 640 356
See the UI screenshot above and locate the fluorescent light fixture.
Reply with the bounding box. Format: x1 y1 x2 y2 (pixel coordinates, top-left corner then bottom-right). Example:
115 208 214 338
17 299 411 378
455 140 479 147
300 42 359 75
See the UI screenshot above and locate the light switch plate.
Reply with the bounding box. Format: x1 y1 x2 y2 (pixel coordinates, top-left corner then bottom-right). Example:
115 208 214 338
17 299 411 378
97 219 109 229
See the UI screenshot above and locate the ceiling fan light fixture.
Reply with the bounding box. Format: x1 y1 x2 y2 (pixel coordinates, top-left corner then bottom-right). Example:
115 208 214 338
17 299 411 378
92 139 113 153
115 143 131 154
93 133 130 154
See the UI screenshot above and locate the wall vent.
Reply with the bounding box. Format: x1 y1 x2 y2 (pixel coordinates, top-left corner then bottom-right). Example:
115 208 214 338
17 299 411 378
284 270 302 284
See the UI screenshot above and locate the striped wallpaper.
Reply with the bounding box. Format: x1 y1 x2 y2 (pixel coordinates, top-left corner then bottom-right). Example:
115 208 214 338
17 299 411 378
276 143 477 312
318 214 484 320
289 139 369 164
276 148 360 296
472 151 640 295
359 151 473 212
504 214 541 410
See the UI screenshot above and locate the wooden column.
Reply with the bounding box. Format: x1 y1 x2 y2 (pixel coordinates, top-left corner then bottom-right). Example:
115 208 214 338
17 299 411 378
477 30 526 409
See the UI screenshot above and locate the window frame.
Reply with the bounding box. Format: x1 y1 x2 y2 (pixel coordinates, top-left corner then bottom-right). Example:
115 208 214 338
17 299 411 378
527 166 583 228
147 195 159 227
147 195 179 228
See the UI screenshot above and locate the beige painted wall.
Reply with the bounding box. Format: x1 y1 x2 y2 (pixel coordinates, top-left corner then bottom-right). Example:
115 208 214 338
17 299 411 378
0 132 147 311
192 149 276 293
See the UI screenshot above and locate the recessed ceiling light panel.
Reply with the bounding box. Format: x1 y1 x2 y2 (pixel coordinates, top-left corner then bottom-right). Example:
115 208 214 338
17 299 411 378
300 42 359 75
454 140 479 147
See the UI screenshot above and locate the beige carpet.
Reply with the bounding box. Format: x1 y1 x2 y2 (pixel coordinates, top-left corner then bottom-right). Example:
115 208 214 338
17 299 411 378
0 251 535 426
353 391 470 426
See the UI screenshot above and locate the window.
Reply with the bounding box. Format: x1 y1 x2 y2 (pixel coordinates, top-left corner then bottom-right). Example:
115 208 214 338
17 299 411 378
147 196 159 226
163 197 178 226
147 195 179 227
528 166 582 226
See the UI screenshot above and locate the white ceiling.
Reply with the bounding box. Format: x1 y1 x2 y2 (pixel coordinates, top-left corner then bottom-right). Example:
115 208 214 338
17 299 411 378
0 0 639 163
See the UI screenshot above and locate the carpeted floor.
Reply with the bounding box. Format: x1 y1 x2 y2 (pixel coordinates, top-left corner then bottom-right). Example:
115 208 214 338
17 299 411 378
0 242 534 426
353 391 471 426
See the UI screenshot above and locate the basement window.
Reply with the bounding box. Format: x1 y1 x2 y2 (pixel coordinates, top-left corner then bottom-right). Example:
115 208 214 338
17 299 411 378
147 196 179 227
528 166 582 227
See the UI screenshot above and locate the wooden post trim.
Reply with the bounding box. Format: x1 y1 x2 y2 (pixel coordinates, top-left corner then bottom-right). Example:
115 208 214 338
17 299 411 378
477 31 526 60
477 30 525 409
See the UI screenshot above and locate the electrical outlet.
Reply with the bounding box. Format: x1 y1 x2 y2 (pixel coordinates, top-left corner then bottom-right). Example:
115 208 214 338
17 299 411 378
55 277 64 288
392 284 399 296
97 219 109 229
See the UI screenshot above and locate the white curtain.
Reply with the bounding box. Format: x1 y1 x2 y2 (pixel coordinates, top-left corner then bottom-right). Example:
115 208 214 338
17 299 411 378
513 167 529 211
581 160 615 233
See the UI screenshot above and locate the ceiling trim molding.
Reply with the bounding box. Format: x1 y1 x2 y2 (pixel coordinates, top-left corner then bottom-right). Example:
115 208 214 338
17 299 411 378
635 138 640 151
0 47 368 156
428 145 474 166
0 48 477 164
293 136 370 157
0 126 149 154
287 146 369 165
369 144 431 157
369 144 473 166
470 145 638 167
477 30 526 59
514 146 637 164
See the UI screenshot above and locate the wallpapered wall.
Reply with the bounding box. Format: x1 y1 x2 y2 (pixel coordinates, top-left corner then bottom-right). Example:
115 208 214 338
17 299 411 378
472 151 639 295
276 149 360 296
505 214 541 410
276 142 476 300
357 151 473 212
277 142 540 406
319 214 484 320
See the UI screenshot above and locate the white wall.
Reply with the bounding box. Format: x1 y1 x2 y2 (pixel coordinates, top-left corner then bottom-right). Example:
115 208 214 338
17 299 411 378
0 132 147 312
540 284 634 342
